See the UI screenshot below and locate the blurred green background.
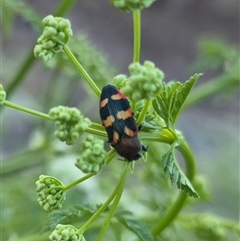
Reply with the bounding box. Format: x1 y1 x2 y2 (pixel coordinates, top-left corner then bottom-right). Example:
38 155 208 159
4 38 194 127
2 0 239 240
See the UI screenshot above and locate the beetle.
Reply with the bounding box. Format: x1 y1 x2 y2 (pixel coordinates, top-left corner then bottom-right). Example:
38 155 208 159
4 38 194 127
99 84 147 161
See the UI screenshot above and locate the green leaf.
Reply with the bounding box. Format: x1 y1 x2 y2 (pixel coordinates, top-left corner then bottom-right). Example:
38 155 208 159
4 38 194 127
115 210 154 241
152 73 202 128
162 142 199 198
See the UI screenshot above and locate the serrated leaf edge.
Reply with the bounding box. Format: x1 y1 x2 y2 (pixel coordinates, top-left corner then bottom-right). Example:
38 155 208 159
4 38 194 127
162 144 199 198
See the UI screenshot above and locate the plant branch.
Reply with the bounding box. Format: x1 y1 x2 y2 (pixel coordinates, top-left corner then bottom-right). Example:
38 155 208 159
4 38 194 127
64 173 94 190
96 162 129 240
133 11 141 63
63 45 101 97
3 100 51 121
136 99 151 125
79 162 129 233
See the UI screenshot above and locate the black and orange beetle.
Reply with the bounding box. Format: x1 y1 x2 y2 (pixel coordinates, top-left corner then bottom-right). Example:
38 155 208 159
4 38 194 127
99 84 147 161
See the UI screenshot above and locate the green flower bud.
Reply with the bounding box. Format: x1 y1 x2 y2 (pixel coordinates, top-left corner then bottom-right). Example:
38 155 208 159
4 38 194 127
75 136 107 173
120 61 164 102
112 74 127 89
43 27 57 38
0 85 6 104
110 0 156 13
35 175 66 212
42 15 58 27
42 40 56 49
49 106 92 145
34 15 73 62
49 224 86 241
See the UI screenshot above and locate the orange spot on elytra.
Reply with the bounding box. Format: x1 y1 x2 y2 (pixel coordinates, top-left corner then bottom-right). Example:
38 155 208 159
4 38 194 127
111 93 126 100
124 126 138 137
116 109 133 120
100 98 108 108
102 115 115 128
113 131 119 144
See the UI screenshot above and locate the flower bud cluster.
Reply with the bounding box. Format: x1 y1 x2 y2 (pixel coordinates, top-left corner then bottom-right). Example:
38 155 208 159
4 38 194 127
34 15 73 61
110 0 156 13
35 175 66 212
75 136 106 173
49 224 86 241
49 106 91 145
0 85 6 104
113 61 164 102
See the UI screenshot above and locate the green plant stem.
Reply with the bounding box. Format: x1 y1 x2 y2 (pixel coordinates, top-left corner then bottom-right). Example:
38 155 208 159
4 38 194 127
136 99 151 125
3 100 107 137
3 100 51 121
64 173 94 190
185 62 240 108
85 127 107 138
105 148 117 165
133 11 141 63
79 162 129 233
91 122 105 130
139 128 175 145
5 0 77 98
96 162 129 241
63 45 101 97
151 140 196 235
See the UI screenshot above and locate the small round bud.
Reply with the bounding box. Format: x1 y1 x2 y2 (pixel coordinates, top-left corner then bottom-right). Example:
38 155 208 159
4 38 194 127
43 26 58 38
35 175 66 212
42 40 56 49
112 74 127 89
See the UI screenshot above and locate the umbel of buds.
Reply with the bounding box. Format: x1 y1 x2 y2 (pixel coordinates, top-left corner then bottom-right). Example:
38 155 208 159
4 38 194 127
75 136 107 173
49 106 92 145
49 224 86 241
34 15 73 61
113 61 164 102
36 175 66 212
